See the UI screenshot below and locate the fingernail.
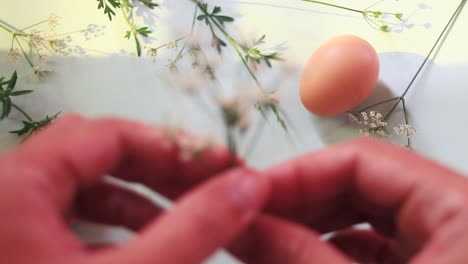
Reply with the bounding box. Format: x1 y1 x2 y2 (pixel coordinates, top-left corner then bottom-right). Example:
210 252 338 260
229 169 267 221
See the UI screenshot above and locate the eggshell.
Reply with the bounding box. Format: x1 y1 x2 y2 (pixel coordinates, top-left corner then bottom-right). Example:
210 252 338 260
300 35 379 116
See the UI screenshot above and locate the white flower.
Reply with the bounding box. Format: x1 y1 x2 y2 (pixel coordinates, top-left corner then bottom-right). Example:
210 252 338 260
48 13 61 30
146 47 158 62
7 48 21 63
350 111 389 138
29 30 47 52
394 124 416 138
167 41 178 49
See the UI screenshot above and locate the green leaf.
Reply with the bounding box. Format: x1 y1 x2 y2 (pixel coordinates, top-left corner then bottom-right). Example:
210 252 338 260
214 15 234 25
2 97 12 119
380 25 390 32
7 71 18 91
9 112 60 137
197 15 207 21
134 34 142 57
198 2 208 12
10 121 33 136
10 90 34 96
107 0 120 8
139 0 158 9
97 0 121 21
213 6 222 14
211 34 227 53
136 27 152 37
125 31 132 39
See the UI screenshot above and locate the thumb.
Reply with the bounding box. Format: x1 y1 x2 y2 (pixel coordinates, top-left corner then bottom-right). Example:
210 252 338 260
93 168 270 264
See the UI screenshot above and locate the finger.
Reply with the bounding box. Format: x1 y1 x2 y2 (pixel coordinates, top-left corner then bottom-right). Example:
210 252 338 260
75 182 162 231
229 215 351 264
329 229 406 264
1 114 234 255
92 168 270 264
262 137 468 250
9 114 234 213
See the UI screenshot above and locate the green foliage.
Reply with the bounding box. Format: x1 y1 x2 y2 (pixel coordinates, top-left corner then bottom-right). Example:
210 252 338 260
139 0 158 9
0 71 60 137
0 71 33 120
136 27 152 37
197 3 234 53
244 35 281 68
97 0 158 56
97 0 121 21
10 113 60 137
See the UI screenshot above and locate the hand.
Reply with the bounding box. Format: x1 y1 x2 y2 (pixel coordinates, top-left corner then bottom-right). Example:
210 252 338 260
0 115 270 264
229 138 468 264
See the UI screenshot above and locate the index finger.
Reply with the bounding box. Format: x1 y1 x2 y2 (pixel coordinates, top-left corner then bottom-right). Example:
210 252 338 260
263 137 468 249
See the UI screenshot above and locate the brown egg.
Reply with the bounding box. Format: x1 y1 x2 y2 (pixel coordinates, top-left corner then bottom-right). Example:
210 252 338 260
300 35 379 116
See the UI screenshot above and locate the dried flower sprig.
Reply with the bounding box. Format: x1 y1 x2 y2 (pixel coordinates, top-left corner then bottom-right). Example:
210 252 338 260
302 0 404 32
97 0 159 56
0 71 60 137
0 14 65 70
347 0 466 148
195 2 286 129
145 37 186 62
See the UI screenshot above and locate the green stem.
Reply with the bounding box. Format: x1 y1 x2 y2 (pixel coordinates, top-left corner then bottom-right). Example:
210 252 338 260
198 4 287 129
14 36 34 68
384 0 465 121
301 0 363 14
206 14 263 89
120 6 136 33
401 98 411 147
20 20 48 32
0 22 14 33
156 36 185 50
172 2 200 62
12 103 33 121
355 97 400 113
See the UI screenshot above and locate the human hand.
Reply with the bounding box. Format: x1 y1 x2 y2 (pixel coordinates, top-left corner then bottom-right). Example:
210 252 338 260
228 138 468 264
0 114 270 264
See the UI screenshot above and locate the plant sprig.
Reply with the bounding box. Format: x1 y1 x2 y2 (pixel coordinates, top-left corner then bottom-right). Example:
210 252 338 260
96 0 159 56
302 0 404 32
349 0 466 147
0 15 62 70
0 71 60 137
196 2 286 129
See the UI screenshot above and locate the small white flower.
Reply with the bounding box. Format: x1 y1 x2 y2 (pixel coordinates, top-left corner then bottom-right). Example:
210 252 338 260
394 124 416 138
167 41 178 49
29 30 47 52
48 13 61 30
146 47 158 62
7 48 21 63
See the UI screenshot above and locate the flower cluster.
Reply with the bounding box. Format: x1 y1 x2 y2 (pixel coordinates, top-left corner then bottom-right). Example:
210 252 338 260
7 48 21 63
347 111 416 140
